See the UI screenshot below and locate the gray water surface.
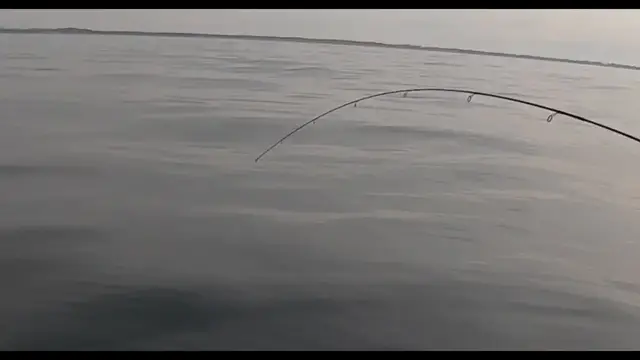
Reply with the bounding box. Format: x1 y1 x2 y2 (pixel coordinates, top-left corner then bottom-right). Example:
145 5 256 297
1 33 640 350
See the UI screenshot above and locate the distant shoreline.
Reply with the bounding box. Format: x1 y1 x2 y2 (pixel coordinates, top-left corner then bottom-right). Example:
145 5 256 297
2 27 638 71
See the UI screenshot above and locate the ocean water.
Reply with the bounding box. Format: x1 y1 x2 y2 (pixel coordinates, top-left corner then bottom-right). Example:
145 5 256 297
1 32 640 350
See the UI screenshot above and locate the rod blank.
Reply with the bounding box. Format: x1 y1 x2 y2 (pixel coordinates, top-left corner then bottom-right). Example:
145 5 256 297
255 88 640 163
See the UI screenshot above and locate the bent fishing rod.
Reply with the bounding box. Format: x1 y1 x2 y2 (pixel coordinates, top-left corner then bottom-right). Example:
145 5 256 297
255 87 640 163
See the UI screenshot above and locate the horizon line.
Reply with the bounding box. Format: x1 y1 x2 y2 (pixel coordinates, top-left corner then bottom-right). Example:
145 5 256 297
1 26 638 71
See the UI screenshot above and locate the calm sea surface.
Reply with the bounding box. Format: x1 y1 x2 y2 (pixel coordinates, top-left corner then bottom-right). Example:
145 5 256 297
1 33 640 350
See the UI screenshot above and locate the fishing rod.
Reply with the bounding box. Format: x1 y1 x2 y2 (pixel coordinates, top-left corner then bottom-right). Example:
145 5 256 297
254 87 640 163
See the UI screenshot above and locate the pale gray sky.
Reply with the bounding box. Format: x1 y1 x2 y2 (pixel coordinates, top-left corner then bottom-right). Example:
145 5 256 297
1 10 639 64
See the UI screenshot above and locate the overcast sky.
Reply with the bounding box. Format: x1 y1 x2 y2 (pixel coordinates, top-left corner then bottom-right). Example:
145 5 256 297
1 10 638 64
